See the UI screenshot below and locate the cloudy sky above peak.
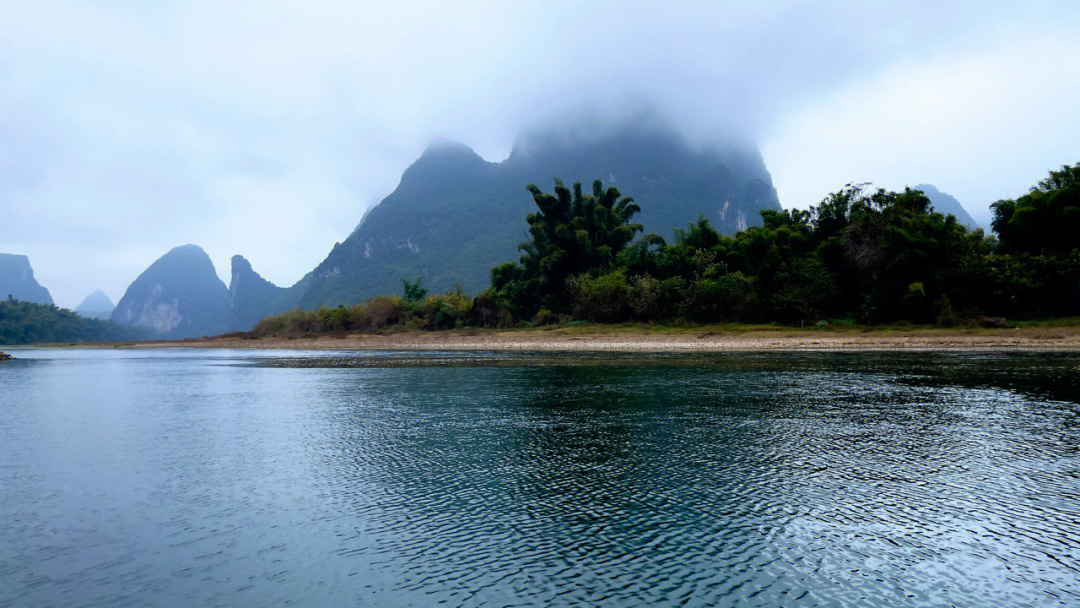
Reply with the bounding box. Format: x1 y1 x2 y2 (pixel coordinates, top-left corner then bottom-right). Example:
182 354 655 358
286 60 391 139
3 1 1078 307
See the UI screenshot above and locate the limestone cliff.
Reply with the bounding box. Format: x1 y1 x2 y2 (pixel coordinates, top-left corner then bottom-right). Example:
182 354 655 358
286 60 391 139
0 253 53 305
111 245 228 339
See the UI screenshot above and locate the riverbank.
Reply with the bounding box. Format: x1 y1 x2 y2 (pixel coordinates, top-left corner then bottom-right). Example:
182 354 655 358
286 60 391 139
124 323 1080 352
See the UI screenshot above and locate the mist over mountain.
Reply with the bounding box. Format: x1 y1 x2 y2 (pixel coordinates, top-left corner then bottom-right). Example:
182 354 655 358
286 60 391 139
0 253 53 305
285 117 780 313
110 117 781 333
74 289 115 320
914 184 980 230
111 245 228 339
7 2 1079 311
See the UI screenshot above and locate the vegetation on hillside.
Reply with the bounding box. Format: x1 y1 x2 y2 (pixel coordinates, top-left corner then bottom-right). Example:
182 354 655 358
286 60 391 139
0 297 145 344
292 122 780 310
251 163 1080 337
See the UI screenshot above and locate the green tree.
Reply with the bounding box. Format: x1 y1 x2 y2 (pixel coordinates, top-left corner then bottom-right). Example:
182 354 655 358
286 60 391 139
493 179 642 317
992 163 1080 256
401 277 428 303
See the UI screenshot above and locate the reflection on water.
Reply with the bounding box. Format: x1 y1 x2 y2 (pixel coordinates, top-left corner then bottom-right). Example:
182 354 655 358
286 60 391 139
1 349 1079 606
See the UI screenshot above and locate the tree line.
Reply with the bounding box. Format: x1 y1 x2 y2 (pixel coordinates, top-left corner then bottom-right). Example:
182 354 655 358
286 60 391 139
0 297 144 344
254 162 1080 336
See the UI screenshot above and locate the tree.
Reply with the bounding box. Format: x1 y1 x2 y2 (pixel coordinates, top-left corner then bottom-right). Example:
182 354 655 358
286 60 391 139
401 277 427 303
493 179 642 317
992 163 1080 256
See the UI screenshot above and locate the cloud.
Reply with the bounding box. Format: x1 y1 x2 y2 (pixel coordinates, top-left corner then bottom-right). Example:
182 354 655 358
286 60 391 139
2 1 1077 305
762 22 1080 224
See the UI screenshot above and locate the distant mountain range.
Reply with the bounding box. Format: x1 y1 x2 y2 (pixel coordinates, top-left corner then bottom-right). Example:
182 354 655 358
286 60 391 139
0 257 140 344
75 289 115 320
103 119 985 339
0 253 53 305
107 118 782 337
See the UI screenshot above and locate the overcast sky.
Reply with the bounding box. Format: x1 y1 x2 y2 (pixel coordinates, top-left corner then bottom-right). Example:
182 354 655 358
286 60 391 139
3 1 1078 307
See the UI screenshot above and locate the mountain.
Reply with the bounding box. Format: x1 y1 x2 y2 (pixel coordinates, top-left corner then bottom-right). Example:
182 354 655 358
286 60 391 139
290 119 778 312
222 117 782 330
74 289 115 320
294 140 507 309
111 245 228 339
914 184 980 230
0 253 53 305
226 255 301 333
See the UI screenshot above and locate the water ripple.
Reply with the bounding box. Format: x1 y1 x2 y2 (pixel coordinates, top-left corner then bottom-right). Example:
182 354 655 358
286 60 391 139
1 350 1079 606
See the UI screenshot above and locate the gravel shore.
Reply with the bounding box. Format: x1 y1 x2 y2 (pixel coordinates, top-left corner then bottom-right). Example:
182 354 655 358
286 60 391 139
137 326 1080 352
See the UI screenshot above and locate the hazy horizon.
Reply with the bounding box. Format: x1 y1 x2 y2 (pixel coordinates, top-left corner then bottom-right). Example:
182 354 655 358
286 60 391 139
3 1 1078 307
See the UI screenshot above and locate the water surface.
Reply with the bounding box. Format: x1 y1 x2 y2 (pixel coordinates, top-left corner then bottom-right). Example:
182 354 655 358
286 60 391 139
1 348 1078 606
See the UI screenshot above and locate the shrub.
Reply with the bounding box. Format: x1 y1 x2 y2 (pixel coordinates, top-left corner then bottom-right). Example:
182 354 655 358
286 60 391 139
422 290 473 330
401 277 428 302
683 272 753 322
357 296 403 330
567 271 630 321
657 277 687 319
323 306 349 331
901 282 930 322
470 289 514 328
935 296 957 327
628 275 660 319
532 308 559 325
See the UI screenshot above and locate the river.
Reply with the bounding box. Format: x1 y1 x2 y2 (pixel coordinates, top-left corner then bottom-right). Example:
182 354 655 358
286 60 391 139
1 348 1078 606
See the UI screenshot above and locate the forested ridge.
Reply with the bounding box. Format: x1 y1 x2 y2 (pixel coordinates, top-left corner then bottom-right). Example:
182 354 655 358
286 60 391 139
253 162 1080 336
0 298 144 345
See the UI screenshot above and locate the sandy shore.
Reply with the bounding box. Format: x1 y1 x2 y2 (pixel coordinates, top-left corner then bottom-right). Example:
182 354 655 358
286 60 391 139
131 325 1080 352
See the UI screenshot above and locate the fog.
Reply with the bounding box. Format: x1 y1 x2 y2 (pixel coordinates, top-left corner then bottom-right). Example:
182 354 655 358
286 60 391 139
3 1 1078 307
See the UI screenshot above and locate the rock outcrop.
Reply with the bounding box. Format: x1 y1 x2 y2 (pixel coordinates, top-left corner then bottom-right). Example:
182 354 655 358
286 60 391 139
0 253 53 305
111 245 228 339
226 255 300 332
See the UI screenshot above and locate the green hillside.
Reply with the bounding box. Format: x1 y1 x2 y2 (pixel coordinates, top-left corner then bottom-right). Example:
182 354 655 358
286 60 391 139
224 119 781 329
